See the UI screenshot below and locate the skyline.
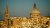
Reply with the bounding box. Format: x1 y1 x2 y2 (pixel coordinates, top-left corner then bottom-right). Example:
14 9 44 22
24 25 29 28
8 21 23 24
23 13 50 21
0 0 50 20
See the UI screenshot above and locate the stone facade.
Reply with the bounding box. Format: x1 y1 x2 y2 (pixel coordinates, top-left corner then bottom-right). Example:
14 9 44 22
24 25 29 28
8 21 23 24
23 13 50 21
0 0 50 28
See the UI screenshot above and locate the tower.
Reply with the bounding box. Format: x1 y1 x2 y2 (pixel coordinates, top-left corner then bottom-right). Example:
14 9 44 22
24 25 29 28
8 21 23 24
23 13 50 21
30 3 40 18
4 0 9 20
4 0 11 28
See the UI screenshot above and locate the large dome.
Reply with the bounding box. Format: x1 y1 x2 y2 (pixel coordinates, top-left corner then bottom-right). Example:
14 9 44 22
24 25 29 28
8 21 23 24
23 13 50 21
30 3 40 14
30 3 41 18
31 8 40 14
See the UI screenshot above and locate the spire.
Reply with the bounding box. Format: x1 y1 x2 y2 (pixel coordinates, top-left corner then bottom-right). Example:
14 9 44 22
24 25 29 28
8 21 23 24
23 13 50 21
33 3 36 8
4 0 9 19
4 0 11 28
6 0 8 11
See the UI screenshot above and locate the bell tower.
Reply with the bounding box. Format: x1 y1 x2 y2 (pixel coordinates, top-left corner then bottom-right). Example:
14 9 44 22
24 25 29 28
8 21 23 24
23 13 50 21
4 0 9 23
4 0 11 28
4 0 9 20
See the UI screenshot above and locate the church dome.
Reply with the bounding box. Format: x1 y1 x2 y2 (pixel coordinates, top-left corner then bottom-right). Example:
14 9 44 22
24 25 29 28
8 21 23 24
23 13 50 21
30 3 40 14
31 8 40 14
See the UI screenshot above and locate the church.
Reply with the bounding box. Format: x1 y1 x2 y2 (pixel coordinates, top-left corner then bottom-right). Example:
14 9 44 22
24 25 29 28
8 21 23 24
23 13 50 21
0 0 50 28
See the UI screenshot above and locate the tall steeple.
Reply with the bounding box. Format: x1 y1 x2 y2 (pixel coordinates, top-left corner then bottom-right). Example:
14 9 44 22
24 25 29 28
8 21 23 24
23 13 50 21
4 0 9 19
4 0 11 28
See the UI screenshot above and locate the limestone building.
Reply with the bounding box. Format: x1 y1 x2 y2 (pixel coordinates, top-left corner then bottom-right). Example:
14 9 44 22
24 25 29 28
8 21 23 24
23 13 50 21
0 0 50 28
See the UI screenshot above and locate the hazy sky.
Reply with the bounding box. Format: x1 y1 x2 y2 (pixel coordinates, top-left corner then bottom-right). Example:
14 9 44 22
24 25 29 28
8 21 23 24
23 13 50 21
0 0 50 20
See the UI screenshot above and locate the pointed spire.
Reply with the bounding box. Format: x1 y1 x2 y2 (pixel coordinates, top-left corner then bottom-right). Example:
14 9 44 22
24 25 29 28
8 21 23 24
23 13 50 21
4 0 9 19
6 0 8 11
4 0 11 28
